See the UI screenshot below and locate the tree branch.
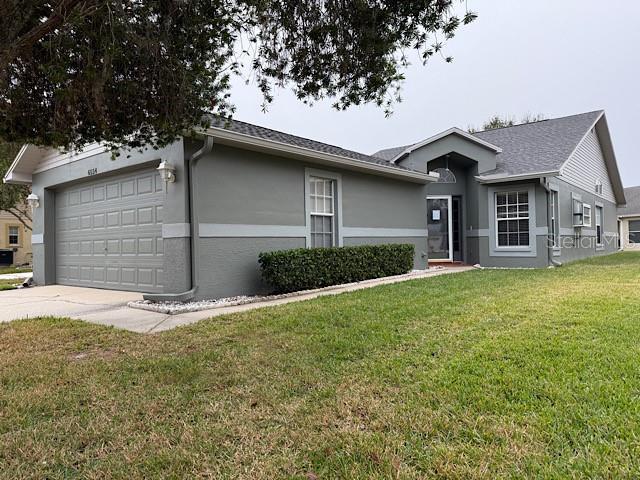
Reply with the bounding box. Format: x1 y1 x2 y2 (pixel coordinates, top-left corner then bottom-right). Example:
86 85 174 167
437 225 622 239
0 0 91 72
7 207 32 231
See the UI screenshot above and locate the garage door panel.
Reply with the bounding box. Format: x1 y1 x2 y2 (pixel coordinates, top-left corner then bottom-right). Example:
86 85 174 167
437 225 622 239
56 168 164 293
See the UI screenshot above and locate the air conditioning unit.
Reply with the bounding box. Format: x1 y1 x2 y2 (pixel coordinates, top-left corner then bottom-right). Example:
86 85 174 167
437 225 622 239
572 198 584 227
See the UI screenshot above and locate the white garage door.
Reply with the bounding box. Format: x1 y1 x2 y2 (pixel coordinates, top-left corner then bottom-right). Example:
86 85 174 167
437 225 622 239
55 167 164 292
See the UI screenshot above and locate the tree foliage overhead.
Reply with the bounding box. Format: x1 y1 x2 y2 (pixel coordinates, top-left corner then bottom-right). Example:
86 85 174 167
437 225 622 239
468 113 547 133
0 0 476 151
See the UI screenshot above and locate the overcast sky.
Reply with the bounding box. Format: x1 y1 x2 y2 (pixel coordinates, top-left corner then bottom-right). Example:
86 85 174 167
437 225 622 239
229 0 640 187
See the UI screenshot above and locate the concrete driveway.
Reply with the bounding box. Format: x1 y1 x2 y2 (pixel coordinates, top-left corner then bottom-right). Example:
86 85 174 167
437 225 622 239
0 285 243 333
0 285 161 332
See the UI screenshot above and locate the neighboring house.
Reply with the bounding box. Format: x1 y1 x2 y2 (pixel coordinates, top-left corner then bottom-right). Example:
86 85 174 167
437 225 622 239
0 207 32 266
2 110 626 300
617 186 640 250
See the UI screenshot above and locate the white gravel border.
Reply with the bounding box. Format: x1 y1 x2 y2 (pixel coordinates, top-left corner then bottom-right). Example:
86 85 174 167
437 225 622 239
128 268 447 315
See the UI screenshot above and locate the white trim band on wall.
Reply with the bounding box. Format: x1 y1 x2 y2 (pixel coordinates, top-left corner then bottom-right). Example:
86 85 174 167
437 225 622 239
199 223 307 238
197 224 430 239
162 223 191 238
342 227 428 238
32 233 44 244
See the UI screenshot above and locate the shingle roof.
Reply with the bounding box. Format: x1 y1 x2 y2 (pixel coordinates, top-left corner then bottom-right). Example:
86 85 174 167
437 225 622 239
207 116 417 172
472 111 603 176
371 111 604 177
618 186 640 216
372 144 412 162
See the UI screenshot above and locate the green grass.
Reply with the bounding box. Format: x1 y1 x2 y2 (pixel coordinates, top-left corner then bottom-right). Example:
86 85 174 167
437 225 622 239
0 278 19 290
1 253 640 479
0 266 31 275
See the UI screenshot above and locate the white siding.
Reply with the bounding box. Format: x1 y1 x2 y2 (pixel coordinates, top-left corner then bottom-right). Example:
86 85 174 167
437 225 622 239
560 128 616 203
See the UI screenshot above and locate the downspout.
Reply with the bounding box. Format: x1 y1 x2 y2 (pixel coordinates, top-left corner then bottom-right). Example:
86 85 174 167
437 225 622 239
540 177 562 267
144 136 214 302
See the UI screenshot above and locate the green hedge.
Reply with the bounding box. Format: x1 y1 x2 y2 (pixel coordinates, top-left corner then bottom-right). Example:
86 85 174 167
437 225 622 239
258 244 415 293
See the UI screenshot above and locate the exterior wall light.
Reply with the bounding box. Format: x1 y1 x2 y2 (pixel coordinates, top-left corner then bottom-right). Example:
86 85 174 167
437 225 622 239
157 161 176 184
27 193 40 211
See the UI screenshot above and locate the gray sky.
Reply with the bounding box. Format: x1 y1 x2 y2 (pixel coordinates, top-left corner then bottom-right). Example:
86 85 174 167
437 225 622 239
229 0 640 187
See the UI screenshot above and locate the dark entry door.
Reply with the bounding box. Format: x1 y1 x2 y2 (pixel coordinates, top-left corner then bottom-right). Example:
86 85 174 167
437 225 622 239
427 196 452 261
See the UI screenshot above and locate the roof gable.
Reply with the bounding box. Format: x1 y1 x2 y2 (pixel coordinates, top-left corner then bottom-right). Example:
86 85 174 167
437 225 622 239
618 186 640 216
472 110 604 177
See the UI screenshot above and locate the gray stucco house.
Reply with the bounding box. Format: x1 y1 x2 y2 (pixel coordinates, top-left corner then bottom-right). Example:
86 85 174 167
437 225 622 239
3 110 626 300
618 186 640 251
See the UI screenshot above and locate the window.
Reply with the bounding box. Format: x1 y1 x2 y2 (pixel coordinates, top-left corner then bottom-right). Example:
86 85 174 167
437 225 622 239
550 190 559 248
595 179 603 195
433 168 457 184
309 176 335 248
595 206 603 246
496 191 530 247
629 220 640 244
8 226 19 245
582 204 592 227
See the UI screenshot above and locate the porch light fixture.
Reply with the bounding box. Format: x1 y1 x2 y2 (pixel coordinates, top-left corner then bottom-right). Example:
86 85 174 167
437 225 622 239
27 193 39 211
157 161 176 184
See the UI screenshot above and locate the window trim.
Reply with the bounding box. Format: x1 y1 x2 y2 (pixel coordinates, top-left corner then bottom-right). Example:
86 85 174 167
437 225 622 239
628 219 640 245
304 168 343 248
7 225 20 247
309 176 336 248
487 184 538 258
494 191 531 249
582 203 592 227
595 205 604 247
549 186 560 249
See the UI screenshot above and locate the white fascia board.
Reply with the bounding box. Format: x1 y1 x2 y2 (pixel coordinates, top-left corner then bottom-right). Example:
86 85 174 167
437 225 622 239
205 127 438 184
390 127 503 163
475 170 561 184
2 144 30 184
3 170 33 185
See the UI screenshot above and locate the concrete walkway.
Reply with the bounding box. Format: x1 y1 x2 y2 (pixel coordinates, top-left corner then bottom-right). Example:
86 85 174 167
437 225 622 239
0 266 473 333
0 271 32 280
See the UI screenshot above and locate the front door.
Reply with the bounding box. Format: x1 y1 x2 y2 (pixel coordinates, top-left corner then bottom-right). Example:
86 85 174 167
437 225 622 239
427 196 453 261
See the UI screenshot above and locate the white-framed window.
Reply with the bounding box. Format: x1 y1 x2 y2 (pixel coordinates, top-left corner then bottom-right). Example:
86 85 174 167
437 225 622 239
629 220 640 244
595 206 603 246
582 204 592 227
8 226 19 246
309 176 335 248
550 190 559 248
496 191 530 247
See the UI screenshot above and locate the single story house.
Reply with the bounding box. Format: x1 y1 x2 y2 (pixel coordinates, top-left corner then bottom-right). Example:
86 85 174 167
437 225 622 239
617 186 640 250
3 110 626 300
0 206 32 266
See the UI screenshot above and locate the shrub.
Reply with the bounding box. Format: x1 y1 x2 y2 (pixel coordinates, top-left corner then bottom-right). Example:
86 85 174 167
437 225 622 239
259 244 415 293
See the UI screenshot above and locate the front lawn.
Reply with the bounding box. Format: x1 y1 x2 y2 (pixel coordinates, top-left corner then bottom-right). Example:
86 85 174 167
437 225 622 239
1 253 639 478
0 266 31 275
0 278 19 290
